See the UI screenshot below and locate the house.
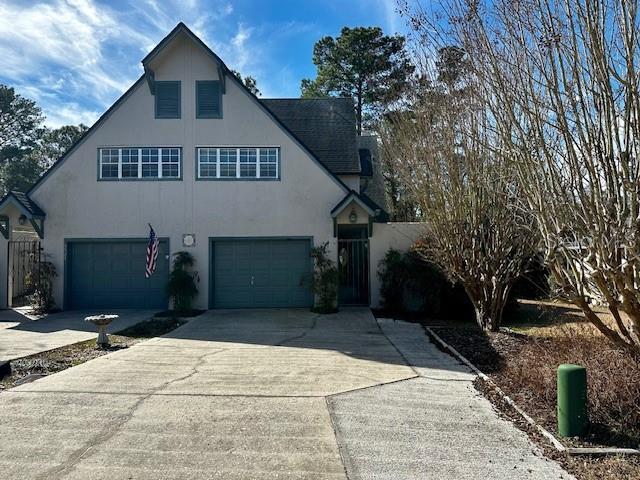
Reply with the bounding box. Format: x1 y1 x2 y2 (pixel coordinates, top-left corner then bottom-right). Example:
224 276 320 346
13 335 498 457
0 23 420 311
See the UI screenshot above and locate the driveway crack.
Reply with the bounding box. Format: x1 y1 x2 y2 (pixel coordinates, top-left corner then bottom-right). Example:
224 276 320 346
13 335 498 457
275 314 320 346
35 348 226 480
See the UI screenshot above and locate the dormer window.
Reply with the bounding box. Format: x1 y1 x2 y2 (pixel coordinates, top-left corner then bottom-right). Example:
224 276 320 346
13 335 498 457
196 80 222 118
155 81 181 119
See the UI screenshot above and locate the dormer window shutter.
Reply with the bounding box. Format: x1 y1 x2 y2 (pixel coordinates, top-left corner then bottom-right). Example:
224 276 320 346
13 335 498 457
196 80 222 118
155 81 181 119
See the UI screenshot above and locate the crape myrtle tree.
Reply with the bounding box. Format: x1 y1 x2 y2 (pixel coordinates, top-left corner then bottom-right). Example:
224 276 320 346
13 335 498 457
419 0 640 354
379 46 538 331
301 26 415 134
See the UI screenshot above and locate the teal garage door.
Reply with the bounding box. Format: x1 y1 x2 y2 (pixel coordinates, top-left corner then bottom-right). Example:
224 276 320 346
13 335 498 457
66 240 169 309
211 239 313 308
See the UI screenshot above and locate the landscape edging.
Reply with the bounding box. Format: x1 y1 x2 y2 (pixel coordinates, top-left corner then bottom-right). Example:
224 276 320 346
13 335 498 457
423 326 640 456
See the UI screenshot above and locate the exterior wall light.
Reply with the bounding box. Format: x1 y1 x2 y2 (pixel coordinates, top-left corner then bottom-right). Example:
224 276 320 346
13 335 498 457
18 214 27 226
349 209 358 223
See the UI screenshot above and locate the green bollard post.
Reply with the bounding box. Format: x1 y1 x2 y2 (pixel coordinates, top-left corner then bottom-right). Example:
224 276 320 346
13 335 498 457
557 364 587 437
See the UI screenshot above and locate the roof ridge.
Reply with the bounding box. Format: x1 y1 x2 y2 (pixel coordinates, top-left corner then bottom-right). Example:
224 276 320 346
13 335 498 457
262 97 354 101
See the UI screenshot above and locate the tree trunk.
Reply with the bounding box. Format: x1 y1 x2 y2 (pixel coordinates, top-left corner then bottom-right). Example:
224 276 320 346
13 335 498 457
467 283 510 333
473 304 501 332
356 83 363 135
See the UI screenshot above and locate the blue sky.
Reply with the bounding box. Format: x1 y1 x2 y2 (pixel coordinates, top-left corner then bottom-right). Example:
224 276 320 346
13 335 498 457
0 0 408 128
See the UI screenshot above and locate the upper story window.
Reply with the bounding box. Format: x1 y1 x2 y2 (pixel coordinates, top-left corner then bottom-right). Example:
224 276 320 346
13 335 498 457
197 147 279 180
196 80 222 118
155 81 181 119
99 147 181 180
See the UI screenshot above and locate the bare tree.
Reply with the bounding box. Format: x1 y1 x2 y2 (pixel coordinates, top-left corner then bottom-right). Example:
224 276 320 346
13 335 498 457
379 49 538 331
426 0 640 354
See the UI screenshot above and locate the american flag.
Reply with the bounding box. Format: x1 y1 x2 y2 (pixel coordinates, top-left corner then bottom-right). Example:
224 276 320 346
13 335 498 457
145 225 159 278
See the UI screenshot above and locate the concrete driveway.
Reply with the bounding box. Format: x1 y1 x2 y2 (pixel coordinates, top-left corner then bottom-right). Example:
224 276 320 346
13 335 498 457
0 309 572 479
0 309 155 362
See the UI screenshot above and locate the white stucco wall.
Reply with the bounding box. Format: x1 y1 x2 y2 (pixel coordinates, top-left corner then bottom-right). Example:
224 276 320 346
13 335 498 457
30 32 347 309
369 222 426 307
0 234 6 309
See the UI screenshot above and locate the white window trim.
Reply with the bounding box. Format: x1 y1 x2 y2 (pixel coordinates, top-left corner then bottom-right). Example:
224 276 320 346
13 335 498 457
196 146 280 180
98 146 181 180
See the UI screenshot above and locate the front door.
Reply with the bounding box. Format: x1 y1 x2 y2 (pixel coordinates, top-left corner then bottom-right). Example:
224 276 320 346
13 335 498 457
338 236 369 305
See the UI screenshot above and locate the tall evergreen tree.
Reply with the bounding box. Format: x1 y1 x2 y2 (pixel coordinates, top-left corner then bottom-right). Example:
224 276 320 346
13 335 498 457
301 27 414 134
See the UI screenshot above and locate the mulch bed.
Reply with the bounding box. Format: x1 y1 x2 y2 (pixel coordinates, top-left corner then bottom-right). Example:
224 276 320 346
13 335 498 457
0 316 187 392
154 309 205 318
430 325 640 480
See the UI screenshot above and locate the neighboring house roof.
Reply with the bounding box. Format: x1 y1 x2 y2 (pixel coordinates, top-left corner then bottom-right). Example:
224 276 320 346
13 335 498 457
0 190 46 218
262 98 361 175
27 22 351 197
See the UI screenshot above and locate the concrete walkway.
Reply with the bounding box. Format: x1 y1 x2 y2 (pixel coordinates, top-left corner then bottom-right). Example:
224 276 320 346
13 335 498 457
0 309 155 362
0 309 573 479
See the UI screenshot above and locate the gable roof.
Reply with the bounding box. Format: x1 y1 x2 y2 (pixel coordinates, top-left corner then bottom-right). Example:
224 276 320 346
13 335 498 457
330 190 389 222
28 22 350 196
261 98 361 175
0 190 46 218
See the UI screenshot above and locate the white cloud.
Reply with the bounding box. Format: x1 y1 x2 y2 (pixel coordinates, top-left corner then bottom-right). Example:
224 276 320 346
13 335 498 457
0 0 156 127
0 0 303 127
378 0 402 34
45 104 102 129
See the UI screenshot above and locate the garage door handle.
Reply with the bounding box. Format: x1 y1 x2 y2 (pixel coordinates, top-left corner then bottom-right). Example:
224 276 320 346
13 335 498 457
250 276 254 286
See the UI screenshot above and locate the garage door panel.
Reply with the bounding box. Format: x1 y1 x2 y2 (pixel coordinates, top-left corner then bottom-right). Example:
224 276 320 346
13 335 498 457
67 240 169 310
212 239 313 308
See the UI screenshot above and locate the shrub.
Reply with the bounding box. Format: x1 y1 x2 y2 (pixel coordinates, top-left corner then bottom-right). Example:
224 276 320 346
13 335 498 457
310 242 339 314
378 249 406 313
26 259 57 314
378 248 474 319
166 251 198 314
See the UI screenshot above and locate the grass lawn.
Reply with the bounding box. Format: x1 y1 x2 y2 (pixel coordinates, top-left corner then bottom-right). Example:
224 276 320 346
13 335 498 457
380 300 640 480
0 316 188 392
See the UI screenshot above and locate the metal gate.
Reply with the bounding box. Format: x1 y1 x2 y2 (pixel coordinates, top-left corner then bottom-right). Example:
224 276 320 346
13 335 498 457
8 239 41 307
338 238 369 305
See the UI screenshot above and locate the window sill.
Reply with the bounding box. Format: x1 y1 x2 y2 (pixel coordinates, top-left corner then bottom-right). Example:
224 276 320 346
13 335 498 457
195 177 281 182
97 177 183 182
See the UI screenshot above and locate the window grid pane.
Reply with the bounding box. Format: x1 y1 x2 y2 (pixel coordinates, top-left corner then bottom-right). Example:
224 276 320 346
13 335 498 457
100 149 119 178
99 147 180 180
196 147 278 179
259 148 278 178
161 148 180 178
141 148 159 178
121 148 139 178
198 148 217 178
239 148 257 177
219 148 237 178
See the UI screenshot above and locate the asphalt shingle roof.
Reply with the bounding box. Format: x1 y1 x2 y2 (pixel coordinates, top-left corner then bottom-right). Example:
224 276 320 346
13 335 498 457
261 98 361 175
8 191 46 217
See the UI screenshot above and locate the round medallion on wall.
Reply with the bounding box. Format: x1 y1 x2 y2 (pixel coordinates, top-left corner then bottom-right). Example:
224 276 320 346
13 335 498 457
183 234 196 247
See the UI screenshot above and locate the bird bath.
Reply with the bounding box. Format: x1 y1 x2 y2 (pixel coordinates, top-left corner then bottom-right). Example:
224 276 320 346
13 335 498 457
85 314 119 349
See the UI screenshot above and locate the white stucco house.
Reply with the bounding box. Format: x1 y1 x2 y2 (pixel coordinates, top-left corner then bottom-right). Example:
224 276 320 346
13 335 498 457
0 23 420 312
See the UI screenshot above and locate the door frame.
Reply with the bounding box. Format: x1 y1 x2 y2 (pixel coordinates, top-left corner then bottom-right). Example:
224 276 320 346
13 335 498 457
63 237 170 310
208 236 313 309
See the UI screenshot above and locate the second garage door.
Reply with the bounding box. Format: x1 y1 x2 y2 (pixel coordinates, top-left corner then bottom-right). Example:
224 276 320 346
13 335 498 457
211 238 313 308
